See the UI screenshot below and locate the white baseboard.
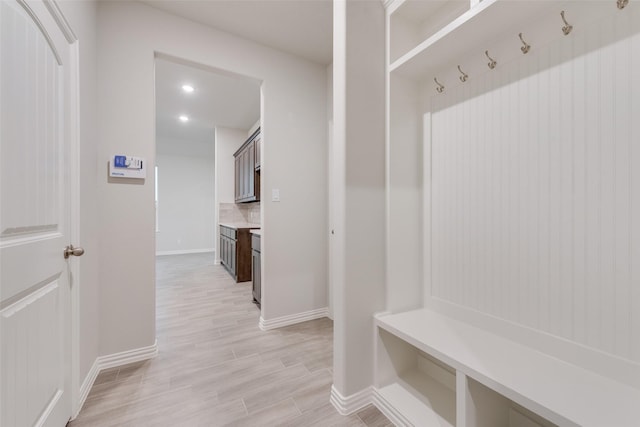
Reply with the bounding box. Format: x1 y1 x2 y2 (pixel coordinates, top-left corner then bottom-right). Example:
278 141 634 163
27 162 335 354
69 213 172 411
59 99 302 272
97 340 158 370
371 387 412 427
330 384 373 416
73 358 100 419
72 340 158 419
156 248 214 256
259 307 329 331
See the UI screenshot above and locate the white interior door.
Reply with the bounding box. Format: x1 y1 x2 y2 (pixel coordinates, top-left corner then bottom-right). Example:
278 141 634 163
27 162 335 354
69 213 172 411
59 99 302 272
1 1 75 425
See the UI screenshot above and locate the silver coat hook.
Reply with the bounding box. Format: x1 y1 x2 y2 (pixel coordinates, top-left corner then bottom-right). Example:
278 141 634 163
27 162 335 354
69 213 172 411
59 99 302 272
485 50 497 69
617 0 629 9
519 33 531 54
457 65 468 83
434 77 445 93
561 11 573 35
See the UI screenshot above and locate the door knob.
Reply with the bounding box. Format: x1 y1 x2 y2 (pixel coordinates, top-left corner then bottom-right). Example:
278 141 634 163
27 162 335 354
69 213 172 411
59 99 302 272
64 245 85 259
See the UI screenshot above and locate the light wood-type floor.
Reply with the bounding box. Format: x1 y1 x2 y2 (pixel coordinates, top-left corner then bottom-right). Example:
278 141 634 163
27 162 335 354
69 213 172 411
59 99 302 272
69 253 392 427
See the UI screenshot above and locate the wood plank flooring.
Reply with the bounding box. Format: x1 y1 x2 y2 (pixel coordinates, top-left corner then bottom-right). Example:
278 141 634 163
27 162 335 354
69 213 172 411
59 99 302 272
69 253 392 427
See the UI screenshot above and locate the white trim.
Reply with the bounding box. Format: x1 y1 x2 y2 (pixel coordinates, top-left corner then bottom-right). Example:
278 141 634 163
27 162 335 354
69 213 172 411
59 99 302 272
43 0 77 42
329 385 373 416
72 359 99 420
96 340 158 371
155 248 214 256
371 387 412 427
71 341 158 419
258 307 329 331
34 390 64 427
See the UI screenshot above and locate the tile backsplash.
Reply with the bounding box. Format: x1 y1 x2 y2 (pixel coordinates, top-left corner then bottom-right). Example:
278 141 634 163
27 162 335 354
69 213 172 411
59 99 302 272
219 202 260 225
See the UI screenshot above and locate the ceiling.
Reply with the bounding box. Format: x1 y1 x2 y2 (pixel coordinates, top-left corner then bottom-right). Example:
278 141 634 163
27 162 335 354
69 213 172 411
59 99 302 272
153 0 333 147
155 58 261 144
142 0 334 65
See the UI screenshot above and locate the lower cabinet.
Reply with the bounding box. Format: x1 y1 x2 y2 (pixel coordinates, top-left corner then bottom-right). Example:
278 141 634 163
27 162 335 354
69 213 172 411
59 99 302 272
252 234 261 306
219 225 254 282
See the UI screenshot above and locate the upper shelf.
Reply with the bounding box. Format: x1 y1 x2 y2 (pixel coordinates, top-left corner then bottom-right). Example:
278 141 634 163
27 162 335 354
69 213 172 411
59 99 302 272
388 0 621 82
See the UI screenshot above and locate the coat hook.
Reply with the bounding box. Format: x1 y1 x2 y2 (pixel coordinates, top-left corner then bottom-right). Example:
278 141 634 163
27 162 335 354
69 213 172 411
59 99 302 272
560 11 573 35
519 33 531 54
617 0 629 9
457 65 468 83
485 50 497 69
434 77 445 93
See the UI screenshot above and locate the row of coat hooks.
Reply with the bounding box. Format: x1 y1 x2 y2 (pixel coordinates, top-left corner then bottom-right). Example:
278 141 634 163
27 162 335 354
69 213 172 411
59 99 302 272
434 0 630 94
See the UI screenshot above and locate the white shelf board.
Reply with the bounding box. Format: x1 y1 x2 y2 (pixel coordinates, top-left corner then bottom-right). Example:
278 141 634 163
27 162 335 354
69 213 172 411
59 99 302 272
390 0 560 80
376 309 640 427
377 368 456 427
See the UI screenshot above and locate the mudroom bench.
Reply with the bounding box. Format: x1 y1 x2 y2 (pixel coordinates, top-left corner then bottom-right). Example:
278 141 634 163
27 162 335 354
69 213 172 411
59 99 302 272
373 309 640 427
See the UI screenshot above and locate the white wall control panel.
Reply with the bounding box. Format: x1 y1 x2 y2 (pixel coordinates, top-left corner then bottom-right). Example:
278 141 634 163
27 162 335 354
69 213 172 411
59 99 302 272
109 155 146 179
272 189 280 202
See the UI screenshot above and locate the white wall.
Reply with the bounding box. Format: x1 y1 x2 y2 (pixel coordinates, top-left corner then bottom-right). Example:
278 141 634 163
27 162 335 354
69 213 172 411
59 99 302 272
423 7 640 371
97 1 327 355
58 0 100 394
332 0 386 398
214 126 247 263
156 137 215 255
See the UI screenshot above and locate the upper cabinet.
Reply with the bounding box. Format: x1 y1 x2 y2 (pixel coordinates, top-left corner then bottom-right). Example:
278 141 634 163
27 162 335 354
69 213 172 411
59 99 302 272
254 133 261 170
234 128 261 203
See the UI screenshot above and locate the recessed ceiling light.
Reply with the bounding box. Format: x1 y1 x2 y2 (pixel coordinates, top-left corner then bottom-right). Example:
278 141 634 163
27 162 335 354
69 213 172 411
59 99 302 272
182 84 194 93
179 115 189 122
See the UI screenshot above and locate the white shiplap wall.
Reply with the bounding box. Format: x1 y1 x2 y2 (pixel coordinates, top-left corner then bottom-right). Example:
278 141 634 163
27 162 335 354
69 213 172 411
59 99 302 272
428 9 639 363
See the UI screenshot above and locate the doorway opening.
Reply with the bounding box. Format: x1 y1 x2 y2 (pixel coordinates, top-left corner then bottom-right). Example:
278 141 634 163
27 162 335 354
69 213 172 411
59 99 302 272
153 54 262 334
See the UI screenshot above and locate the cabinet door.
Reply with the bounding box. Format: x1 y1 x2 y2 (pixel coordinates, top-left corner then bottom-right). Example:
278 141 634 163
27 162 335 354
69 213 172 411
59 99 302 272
254 135 261 169
248 141 255 200
234 156 241 202
252 249 261 304
243 148 250 199
220 234 225 265
230 239 237 276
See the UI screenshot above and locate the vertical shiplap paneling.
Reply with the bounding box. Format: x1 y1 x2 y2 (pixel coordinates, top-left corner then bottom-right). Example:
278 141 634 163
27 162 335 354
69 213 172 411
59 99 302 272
559 33 575 340
429 10 639 362
631 5 640 363
520 51 540 328
598 17 616 356
537 45 551 333
572 25 587 345
584 16 601 352
547 39 562 339
613 11 632 360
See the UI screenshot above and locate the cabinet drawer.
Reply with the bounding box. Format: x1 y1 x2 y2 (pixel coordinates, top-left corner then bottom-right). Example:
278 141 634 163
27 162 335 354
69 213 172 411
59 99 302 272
252 234 261 252
220 226 237 240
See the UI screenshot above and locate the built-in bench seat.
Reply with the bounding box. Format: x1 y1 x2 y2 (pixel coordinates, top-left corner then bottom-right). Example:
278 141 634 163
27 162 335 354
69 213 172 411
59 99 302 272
374 309 640 427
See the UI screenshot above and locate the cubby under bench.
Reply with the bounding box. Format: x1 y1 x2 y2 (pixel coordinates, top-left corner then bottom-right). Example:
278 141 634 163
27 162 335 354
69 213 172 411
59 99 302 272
373 309 640 427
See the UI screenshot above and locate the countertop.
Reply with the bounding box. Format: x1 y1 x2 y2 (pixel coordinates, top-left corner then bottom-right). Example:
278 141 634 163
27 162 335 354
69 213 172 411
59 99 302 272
219 222 261 230
250 229 262 236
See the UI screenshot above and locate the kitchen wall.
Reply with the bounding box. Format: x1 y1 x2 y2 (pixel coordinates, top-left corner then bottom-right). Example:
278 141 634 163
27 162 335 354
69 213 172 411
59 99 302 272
214 126 248 264
219 202 260 225
97 1 327 356
156 137 215 255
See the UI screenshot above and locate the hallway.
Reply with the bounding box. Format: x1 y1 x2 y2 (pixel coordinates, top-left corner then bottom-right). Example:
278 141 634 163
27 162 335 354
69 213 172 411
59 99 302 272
69 253 390 426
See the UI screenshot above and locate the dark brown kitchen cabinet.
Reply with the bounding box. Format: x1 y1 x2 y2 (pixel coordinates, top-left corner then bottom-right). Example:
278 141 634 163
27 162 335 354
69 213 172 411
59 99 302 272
220 225 255 282
252 233 261 306
234 128 261 203
254 134 261 170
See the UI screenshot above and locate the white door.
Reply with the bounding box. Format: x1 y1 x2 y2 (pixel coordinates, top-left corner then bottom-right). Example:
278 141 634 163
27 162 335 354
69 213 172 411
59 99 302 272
1 1 77 426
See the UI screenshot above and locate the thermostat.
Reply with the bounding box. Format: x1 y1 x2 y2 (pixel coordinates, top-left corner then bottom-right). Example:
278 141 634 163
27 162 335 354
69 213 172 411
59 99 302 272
109 155 146 179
